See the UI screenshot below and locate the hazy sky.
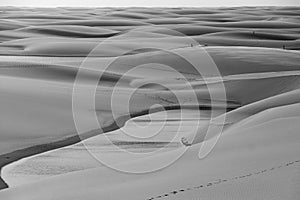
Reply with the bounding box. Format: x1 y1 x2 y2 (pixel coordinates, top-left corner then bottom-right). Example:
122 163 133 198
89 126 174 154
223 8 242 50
0 0 299 7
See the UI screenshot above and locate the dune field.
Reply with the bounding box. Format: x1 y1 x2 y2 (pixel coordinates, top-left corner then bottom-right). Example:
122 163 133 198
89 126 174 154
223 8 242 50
0 6 300 199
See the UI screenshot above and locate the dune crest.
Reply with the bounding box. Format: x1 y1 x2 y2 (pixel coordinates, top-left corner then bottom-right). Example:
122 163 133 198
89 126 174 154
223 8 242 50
0 6 299 199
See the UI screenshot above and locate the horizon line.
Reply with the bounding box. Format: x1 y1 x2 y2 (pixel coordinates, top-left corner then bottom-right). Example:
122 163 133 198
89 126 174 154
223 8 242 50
1 5 300 8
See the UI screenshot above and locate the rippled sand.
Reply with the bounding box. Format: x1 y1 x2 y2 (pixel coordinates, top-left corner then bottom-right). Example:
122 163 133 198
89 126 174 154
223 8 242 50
2 109 204 186
0 6 299 200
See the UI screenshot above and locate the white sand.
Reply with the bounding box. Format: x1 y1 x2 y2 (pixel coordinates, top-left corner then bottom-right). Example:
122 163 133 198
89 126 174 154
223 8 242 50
0 6 300 199
1 103 299 199
2 109 205 186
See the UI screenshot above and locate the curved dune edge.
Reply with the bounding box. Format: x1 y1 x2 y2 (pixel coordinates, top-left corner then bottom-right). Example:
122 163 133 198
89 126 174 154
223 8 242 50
0 6 300 199
0 101 299 200
0 46 299 190
181 89 300 146
1 108 198 187
0 104 211 190
1 7 300 54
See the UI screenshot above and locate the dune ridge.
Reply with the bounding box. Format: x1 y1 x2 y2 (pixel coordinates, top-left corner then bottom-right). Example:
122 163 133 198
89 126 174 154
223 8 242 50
0 6 299 200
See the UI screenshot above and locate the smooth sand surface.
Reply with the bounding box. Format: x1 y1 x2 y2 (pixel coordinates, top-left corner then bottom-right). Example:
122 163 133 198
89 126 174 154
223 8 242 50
1 105 299 199
2 109 204 186
0 6 299 199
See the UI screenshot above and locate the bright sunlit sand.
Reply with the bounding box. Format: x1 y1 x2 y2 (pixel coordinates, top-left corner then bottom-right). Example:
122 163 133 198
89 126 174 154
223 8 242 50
0 6 299 200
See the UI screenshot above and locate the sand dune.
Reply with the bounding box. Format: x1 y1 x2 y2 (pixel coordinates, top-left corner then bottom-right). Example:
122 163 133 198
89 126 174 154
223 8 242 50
0 7 300 50
182 89 300 146
1 102 299 200
0 6 299 199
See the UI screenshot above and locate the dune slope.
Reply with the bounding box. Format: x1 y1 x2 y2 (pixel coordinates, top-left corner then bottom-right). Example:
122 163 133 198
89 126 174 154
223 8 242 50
0 6 299 199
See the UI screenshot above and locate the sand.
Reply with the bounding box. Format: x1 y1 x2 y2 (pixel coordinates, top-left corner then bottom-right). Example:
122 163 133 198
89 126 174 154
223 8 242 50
2 109 201 186
1 106 299 199
0 6 299 199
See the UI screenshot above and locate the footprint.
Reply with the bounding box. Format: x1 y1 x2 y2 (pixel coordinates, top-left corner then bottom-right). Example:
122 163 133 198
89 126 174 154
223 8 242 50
194 185 203 189
146 159 300 200
214 180 222 184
